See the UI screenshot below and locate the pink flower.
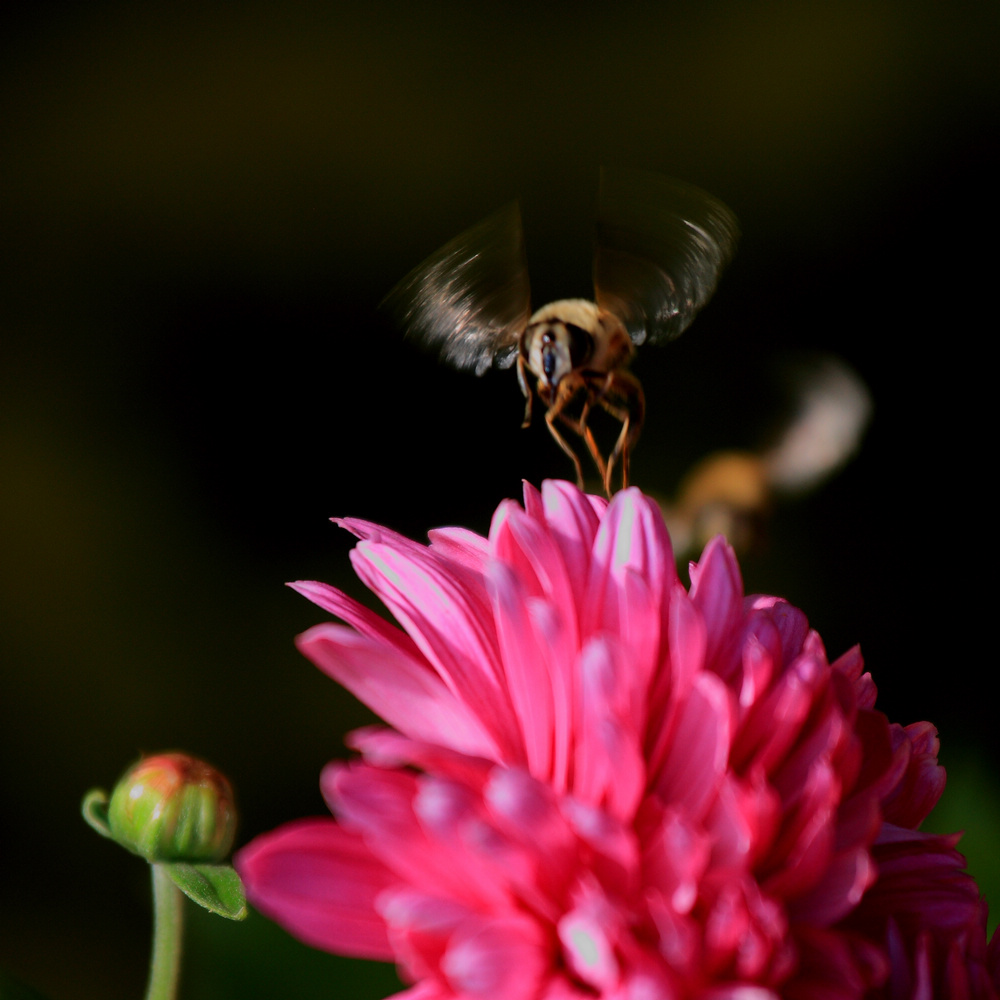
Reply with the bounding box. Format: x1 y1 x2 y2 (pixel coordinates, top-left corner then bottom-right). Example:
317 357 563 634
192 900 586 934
236 481 999 999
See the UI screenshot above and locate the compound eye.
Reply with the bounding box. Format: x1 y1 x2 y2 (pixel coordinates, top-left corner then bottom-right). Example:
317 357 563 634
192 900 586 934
564 323 594 370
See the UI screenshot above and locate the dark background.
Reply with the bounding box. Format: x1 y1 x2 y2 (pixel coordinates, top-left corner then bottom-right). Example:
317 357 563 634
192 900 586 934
1 3 997 998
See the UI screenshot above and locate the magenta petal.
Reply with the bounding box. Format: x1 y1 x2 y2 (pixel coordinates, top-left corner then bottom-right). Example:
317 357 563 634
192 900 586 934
575 635 645 820
689 536 745 673
745 596 811 671
788 845 875 925
833 643 878 709
700 987 782 999
640 804 710 914
289 579 421 657
349 540 522 761
235 818 396 960
488 561 556 780
583 487 676 640
385 985 452 1000
484 767 568 853
297 623 498 758
426 525 491 573
647 584 707 785
378 888 473 982
667 583 707 690
880 722 946 828
493 499 581 640
653 672 731 823
443 913 549 999
348 727 494 790
733 651 823 777
334 516 424 550
540 479 606 537
323 762 421 842
538 479 604 611
325 763 516 911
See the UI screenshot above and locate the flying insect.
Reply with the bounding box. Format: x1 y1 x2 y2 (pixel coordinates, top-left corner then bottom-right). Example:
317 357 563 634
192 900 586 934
660 353 873 558
382 169 739 495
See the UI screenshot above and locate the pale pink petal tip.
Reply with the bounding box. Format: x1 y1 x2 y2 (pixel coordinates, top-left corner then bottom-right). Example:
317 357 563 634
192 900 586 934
241 481 995 999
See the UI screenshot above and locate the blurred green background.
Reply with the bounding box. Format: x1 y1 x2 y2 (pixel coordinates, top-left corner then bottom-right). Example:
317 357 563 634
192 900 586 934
1 2 997 997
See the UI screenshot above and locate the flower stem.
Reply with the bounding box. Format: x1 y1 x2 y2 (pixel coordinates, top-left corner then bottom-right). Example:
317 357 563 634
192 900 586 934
145 864 184 1000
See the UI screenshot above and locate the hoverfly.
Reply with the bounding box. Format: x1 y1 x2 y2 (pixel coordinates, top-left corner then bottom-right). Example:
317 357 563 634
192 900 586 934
382 169 739 495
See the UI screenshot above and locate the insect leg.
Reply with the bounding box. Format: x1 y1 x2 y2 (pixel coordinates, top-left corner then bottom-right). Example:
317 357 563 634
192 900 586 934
562 391 612 495
594 371 645 493
544 379 590 489
545 412 588 489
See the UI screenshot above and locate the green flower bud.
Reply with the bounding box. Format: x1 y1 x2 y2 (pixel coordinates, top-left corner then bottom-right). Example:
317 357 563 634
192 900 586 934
107 753 236 863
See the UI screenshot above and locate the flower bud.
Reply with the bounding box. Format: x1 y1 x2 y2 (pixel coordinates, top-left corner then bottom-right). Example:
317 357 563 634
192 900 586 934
107 753 236 863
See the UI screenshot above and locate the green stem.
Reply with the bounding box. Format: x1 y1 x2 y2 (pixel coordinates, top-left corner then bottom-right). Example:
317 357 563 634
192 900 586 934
145 864 184 1000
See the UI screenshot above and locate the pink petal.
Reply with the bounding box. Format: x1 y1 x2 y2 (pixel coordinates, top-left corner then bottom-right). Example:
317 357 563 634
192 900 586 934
639 803 710 914
482 768 579 920
485 767 572 857
297 623 498 758
735 616 782 713
575 635 646 820
334 516 424 549
538 480 604 611
732 651 824 777
324 763 515 911
646 584 707 785
583 487 676 642
688 536 745 674
426 526 491 572
492 498 581 641
562 798 639 890
385 984 453 1000
761 759 839 899
288 579 420 658
652 671 732 824
703 771 778 873
349 540 522 762
880 722 946 828
745 596 811 667
831 643 875 707
520 479 545 521
378 888 472 982
488 560 556 780
443 913 550 999
788 845 875 925
235 818 396 960
347 727 494 790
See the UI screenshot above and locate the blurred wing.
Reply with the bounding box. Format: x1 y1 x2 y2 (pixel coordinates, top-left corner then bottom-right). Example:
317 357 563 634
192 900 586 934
593 169 739 346
381 202 532 375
